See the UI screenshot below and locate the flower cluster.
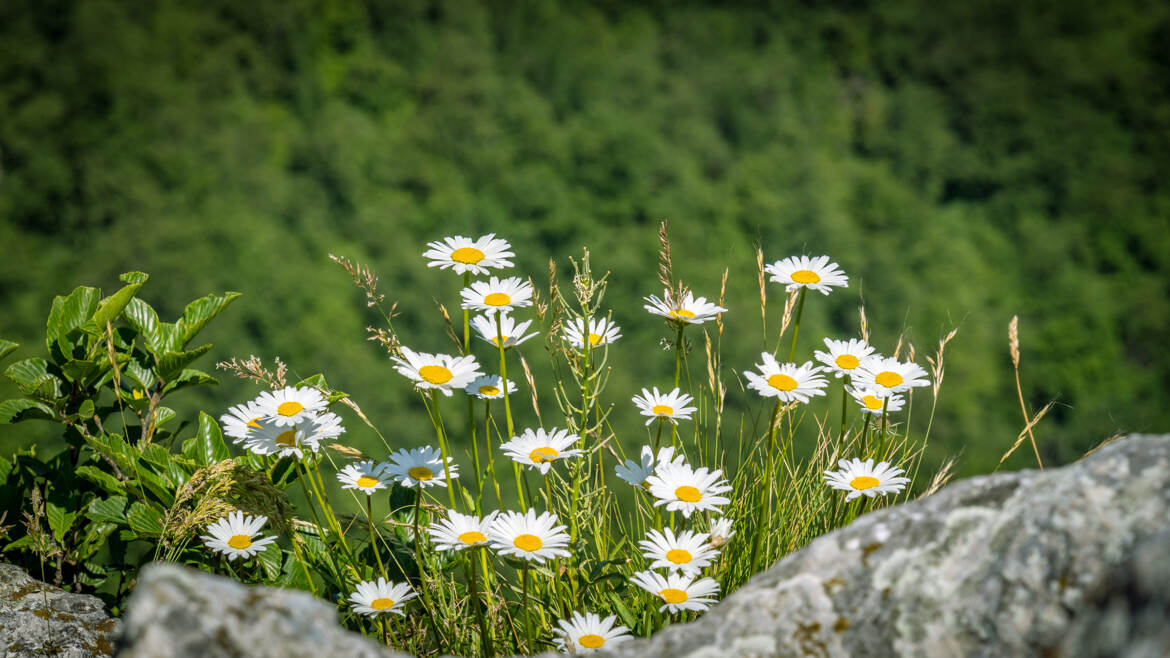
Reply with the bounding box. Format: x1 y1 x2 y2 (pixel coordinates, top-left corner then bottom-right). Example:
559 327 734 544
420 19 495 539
219 386 344 459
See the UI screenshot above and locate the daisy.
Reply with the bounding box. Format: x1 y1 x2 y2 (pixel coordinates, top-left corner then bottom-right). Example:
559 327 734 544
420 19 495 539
219 399 265 443
631 387 697 426
241 414 339 459
500 427 583 474
814 338 877 379
629 571 720 614
384 446 458 488
553 611 633 655
470 314 538 349
645 462 732 518
252 386 327 427
562 316 622 349
487 509 571 563
744 354 829 403
461 276 534 315
638 528 720 575
614 446 683 489
643 290 727 325
764 255 848 295
428 511 498 552
200 511 277 561
824 458 911 500
708 517 735 548
348 578 418 616
464 374 518 400
848 385 906 416
391 346 483 396
854 355 931 393
337 460 390 495
422 233 515 276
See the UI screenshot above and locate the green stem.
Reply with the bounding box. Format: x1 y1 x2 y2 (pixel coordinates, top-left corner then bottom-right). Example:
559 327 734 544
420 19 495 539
879 397 890 457
787 287 807 363
426 390 459 511
366 495 386 579
521 563 534 650
838 375 850 443
672 322 685 449
496 313 524 508
749 400 783 575
411 489 446 650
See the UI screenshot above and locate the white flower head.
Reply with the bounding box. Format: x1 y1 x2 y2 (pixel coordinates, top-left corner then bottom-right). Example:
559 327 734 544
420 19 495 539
464 374 518 400
391 347 484 396
562 317 622 349
200 511 277 561
500 427 583 474
461 276 534 315
348 578 417 616
487 509 571 563
337 460 390 495
242 412 342 459
824 457 910 500
854 355 931 393
428 510 498 552
848 384 906 416
643 290 727 325
220 399 266 443
629 570 720 614
708 517 735 548
645 462 732 518
614 446 684 489
744 354 829 403
384 446 458 488
252 386 327 427
814 338 877 379
631 386 697 426
765 255 849 295
470 313 538 349
638 527 720 575
422 233 515 276
553 611 633 654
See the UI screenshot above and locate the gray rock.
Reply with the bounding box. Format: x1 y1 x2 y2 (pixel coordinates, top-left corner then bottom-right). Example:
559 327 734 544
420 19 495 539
0 562 117 657
114 563 407 658
594 433 1170 658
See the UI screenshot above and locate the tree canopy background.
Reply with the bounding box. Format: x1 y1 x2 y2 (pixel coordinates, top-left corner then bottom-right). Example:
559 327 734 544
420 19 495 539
2 0 1167 477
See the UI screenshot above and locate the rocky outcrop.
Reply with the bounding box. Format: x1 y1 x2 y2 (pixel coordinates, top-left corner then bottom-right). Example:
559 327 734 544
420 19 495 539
0 562 117 657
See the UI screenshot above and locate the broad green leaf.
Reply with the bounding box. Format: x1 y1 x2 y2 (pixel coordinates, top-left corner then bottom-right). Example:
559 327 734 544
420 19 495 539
46 286 100 351
4 535 35 551
60 358 101 383
0 454 12 481
162 369 218 396
257 541 283 580
5 358 62 399
75 465 126 494
82 433 139 476
608 592 639 632
174 292 241 349
135 468 175 506
78 399 95 418
124 361 157 391
87 495 128 524
126 501 164 537
46 502 77 542
153 406 177 428
0 398 55 423
119 271 149 285
88 275 148 331
183 412 230 467
155 344 212 381
0 340 17 364
123 298 165 354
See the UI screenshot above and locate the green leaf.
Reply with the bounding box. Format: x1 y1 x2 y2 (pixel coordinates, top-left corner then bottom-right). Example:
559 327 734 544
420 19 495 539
124 361 157 391
162 369 219 396
75 465 126 494
608 592 639 632
0 398 55 423
88 276 148 333
155 344 212 381
120 271 149 285
174 292 241 350
183 412 230 467
126 501 164 537
0 454 12 482
46 286 101 351
78 399 95 418
123 298 165 354
46 502 77 542
0 340 17 364
5 358 62 399
153 406 177 428
87 496 128 524
257 541 283 580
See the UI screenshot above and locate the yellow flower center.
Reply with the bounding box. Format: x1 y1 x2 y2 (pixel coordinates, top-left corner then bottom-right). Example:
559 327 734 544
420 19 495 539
790 269 821 284
277 401 304 417
370 597 395 610
484 292 511 306
458 531 487 545
491 335 509 346
276 430 297 447
660 588 689 604
767 373 798 391
666 548 693 564
579 634 605 649
246 416 262 429
875 371 903 388
419 365 453 384
478 385 500 396
513 533 543 552
669 308 695 319
450 247 485 264
640 480 652 490
588 332 603 345
355 475 380 488
227 534 252 549
835 354 860 369
408 466 435 481
862 395 884 410
851 476 881 490
529 447 559 463
651 404 674 415
675 485 702 502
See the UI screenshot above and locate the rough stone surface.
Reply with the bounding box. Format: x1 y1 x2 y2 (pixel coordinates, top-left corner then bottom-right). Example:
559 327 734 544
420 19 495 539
114 563 407 658
592 433 1170 658
0 562 118 657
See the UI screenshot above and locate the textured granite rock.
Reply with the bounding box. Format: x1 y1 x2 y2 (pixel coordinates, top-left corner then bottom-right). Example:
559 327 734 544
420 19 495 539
591 433 1170 658
114 562 406 658
0 562 117 657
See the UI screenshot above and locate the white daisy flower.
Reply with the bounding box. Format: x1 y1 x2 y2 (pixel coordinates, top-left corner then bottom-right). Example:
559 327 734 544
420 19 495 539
470 313 538 349
848 385 906 416
242 412 342 459
422 233 515 276
461 276 534 315
384 446 458 488
814 338 877 379
631 387 697 426
562 317 622 349
629 570 720 614
643 290 727 325
764 255 849 295
743 354 829 404
200 511 277 561
428 511 498 553
252 386 327 427
500 427 583 474
337 460 390 495
220 399 265 443
824 458 910 500
645 462 732 518
638 528 720 575
348 578 418 616
553 611 633 655
464 374 518 400
614 446 684 489
708 517 735 548
391 347 484 397
854 355 931 393
487 509 571 563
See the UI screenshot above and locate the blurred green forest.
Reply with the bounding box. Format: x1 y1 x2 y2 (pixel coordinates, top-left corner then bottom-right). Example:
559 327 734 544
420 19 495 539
2 0 1168 478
